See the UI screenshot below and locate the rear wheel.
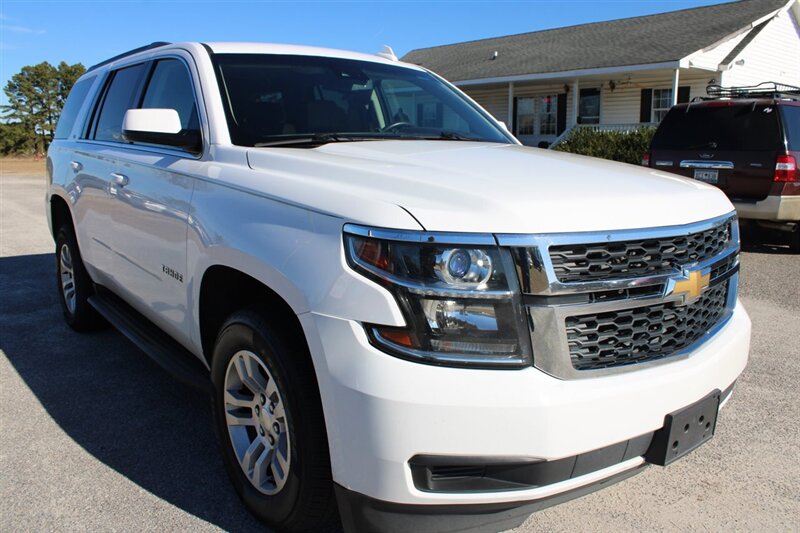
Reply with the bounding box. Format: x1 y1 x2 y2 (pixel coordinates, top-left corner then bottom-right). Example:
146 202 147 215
55 225 103 331
211 309 338 532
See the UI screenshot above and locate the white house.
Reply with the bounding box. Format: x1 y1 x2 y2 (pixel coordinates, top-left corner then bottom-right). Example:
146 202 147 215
402 0 800 146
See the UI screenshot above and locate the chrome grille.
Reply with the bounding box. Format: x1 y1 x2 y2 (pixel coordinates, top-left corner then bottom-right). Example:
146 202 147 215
566 281 730 371
498 213 740 379
549 220 732 283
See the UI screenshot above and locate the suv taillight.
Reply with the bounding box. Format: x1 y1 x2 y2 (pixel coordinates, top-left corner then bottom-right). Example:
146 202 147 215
641 152 651 167
775 154 797 182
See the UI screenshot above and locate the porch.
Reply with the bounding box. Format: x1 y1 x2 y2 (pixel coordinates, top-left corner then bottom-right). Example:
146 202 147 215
458 66 720 147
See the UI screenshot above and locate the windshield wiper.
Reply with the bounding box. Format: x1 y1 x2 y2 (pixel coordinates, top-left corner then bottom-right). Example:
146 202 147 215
254 133 380 147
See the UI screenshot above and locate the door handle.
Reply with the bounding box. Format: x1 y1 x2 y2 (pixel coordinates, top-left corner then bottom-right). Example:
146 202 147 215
110 172 129 187
70 161 83 172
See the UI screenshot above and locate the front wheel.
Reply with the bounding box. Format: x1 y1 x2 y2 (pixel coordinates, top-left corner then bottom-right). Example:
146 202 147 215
211 310 338 532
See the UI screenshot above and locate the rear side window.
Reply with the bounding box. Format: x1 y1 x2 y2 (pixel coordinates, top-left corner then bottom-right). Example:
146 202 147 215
141 59 199 130
781 105 800 151
93 64 147 142
54 76 95 139
651 104 782 151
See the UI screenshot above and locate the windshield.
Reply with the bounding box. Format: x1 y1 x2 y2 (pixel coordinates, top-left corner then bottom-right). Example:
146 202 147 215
214 53 512 147
651 103 783 151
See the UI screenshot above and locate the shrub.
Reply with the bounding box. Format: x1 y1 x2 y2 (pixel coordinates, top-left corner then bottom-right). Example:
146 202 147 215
553 126 656 166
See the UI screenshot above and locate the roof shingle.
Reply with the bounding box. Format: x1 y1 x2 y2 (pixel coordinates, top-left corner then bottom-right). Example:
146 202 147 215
401 0 790 81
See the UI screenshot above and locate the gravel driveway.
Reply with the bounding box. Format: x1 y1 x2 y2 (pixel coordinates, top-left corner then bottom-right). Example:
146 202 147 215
1 174 798 532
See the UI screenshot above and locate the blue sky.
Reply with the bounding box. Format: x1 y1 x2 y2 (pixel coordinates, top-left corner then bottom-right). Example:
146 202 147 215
1 0 724 107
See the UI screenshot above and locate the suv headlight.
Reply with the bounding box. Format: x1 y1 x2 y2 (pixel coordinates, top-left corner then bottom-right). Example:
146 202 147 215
344 226 532 368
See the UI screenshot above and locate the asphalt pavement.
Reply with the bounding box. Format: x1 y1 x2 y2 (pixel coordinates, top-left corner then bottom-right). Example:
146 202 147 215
1 174 798 532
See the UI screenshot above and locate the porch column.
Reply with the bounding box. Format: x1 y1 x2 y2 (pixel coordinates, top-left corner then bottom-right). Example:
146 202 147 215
672 68 680 105
571 79 579 126
507 82 514 129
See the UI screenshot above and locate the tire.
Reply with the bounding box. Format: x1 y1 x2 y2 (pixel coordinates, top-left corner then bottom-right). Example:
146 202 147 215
55 225 103 331
789 225 800 254
211 309 338 532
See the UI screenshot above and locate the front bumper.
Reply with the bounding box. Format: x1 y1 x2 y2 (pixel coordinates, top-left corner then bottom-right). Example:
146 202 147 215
302 300 749 512
733 195 800 221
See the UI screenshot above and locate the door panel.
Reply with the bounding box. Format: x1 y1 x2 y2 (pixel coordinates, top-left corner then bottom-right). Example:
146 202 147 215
65 146 117 280
107 151 197 345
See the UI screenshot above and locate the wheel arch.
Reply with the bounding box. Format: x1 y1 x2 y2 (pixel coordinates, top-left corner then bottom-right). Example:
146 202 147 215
50 193 74 239
197 264 311 368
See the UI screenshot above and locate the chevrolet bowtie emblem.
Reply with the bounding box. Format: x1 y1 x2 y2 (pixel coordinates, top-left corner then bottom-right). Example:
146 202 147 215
669 269 711 303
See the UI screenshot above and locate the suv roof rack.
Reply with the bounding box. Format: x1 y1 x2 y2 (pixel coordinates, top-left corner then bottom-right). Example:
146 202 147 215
88 42 172 72
698 82 800 102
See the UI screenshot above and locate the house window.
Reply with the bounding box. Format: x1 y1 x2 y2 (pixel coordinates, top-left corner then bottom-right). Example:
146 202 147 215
578 88 600 124
539 95 558 135
652 88 673 122
515 97 535 136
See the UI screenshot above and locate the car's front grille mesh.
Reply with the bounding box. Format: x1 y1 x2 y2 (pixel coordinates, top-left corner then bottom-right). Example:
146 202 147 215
549 221 732 283
565 281 730 371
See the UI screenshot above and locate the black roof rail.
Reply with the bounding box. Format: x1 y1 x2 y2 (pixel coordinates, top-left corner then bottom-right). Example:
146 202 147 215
88 42 172 72
703 82 800 101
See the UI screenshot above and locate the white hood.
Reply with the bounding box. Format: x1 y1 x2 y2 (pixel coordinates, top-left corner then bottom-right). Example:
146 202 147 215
246 141 734 235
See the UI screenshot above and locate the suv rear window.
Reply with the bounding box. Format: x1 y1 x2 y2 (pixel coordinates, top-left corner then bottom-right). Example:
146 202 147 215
780 105 800 151
54 76 95 139
651 103 783 151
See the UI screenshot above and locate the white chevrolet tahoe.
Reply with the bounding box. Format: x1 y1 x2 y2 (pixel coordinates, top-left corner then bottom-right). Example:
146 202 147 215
47 42 750 533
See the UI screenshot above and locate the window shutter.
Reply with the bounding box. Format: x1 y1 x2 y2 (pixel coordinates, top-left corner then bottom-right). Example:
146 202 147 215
512 97 518 134
640 89 653 123
677 86 691 104
557 93 567 135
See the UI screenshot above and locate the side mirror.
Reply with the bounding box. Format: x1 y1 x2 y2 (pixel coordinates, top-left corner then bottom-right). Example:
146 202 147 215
122 108 201 153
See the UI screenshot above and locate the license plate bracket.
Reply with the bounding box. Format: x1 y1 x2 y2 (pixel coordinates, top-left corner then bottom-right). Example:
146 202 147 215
693 169 719 183
644 390 721 466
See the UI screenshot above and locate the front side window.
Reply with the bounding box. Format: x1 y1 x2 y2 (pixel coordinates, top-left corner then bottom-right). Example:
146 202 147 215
93 64 147 142
652 88 673 123
539 95 558 135
141 59 199 130
515 97 535 136
213 54 511 147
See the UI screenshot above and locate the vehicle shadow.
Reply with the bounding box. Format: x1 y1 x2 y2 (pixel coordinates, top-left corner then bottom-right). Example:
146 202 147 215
0 253 267 532
739 224 797 255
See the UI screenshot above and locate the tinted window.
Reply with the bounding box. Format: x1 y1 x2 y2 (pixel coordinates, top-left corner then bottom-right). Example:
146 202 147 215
141 59 198 130
781 105 800 151
93 64 147 142
651 103 782 151
215 54 510 147
54 76 95 139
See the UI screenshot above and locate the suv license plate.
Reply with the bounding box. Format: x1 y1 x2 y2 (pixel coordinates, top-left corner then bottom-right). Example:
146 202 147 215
693 169 719 183
644 390 721 466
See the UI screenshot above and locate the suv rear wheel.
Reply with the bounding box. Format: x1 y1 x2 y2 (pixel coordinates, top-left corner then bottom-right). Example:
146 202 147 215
55 225 103 331
211 309 338 532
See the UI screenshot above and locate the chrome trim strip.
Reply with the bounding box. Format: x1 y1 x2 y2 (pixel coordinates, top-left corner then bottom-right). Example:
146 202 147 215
495 211 735 247
680 160 734 169
344 223 496 246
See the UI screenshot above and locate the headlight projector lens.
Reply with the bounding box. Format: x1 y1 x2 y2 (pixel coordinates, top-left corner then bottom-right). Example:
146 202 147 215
436 248 493 286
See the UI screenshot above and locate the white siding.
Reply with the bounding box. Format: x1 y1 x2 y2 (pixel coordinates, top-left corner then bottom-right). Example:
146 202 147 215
462 85 508 123
688 31 749 71
721 8 800 87
600 71 714 124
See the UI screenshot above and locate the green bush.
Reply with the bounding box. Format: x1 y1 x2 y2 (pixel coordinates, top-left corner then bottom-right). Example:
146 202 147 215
553 126 656 165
